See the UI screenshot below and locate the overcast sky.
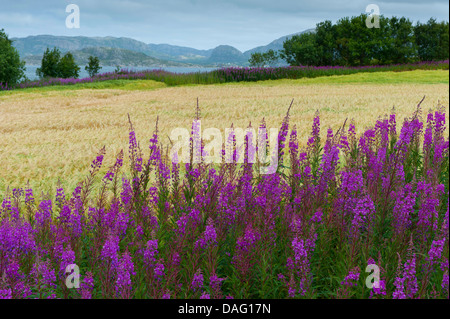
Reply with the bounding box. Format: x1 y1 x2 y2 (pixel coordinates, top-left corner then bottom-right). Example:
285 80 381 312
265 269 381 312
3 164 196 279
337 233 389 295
1 0 449 51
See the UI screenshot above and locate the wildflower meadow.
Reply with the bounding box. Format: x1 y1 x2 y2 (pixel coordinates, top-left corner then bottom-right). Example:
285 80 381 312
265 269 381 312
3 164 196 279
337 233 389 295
0 98 448 300
1 60 448 91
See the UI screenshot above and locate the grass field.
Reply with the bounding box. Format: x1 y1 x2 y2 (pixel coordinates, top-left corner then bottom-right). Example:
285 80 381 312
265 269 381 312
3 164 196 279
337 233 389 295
1 70 448 197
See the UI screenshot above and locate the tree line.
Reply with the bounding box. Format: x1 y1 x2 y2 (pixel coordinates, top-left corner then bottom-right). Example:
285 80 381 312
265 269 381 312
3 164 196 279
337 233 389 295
36 47 101 79
250 15 449 67
1 28 102 87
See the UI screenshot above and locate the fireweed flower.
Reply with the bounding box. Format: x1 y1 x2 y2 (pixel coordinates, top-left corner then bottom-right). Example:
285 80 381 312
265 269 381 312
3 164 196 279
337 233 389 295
114 211 130 238
35 200 53 229
389 113 397 138
426 238 446 266
90 154 104 174
423 113 434 153
441 259 449 272
311 209 323 224
115 251 136 298
441 260 449 297
191 269 204 291
172 252 181 267
0 289 12 299
442 273 449 297
433 139 449 165
24 188 35 207
195 219 217 249
392 183 416 235
307 113 320 152
80 272 94 299
434 110 446 142
277 112 290 163
287 237 312 296
289 126 299 164
148 131 159 167
318 129 340 196
232 226 261 278
31 259 57 291
5 259 24 283
154 263 165 282
68 208 83 238
375 117 390 147
235 226 261 253
176 213 189 236
209 274 225 298
0 221 37 258
367 258 386 299
128 130 143 173
367 146 386 183
100 235 120 267
288 285 296 298
59 247 76 278
403 254 418 298
393 242 418 299
335 170 365 221
416 182 445 235
120 178 133 207
143 239 158 268
341 268 360 287
55 188 66 207
3 259 32 299
350 194 375 237
200 292 210 299
102 153 123 185
1 197 12 216
393 276 406 299
348 121 357 145
369 279 386 299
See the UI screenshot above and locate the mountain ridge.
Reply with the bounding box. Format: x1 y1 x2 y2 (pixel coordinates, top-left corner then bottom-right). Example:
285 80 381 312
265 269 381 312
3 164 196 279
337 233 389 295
11 29 314 66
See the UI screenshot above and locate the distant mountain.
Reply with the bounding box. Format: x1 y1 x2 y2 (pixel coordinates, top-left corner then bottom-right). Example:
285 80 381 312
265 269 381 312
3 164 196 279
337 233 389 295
11 29 315 67
11 35 153 57
243 29 315 58
208 45 246 64
21 47 193 67
71 47 192 67
147 43 213 62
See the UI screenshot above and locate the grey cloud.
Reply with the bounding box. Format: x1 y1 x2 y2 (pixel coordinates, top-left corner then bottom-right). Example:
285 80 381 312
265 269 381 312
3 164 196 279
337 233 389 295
1 0 448 51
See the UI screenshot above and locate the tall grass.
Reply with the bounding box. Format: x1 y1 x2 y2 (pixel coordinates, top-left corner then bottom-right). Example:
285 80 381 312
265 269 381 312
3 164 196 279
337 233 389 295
1 60 448 91
0 100 448 299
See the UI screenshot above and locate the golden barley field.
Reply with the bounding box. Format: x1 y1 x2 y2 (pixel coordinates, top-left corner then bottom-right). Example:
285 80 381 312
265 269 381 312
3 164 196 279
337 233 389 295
1 70 449 197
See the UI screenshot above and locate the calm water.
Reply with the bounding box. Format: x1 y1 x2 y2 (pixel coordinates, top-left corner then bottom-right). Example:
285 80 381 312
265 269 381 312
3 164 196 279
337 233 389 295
24 65 218 81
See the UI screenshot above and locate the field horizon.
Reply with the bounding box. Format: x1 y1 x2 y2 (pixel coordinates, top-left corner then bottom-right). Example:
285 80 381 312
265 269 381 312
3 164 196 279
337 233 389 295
1 70 448 198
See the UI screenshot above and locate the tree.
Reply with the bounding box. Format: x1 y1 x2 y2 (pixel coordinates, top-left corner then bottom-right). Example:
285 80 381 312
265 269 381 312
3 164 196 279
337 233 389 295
380 16 415 64
280 32 320 66
415 18 449 61
249 52 265 67
336 15 378 66
282 14 447 67
58 52 80 78
315 20 338 65
0 28 26 87
249 50 279 67
85 56 102 77
262 49 279 66
36 48 80 79
36 47 62 78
